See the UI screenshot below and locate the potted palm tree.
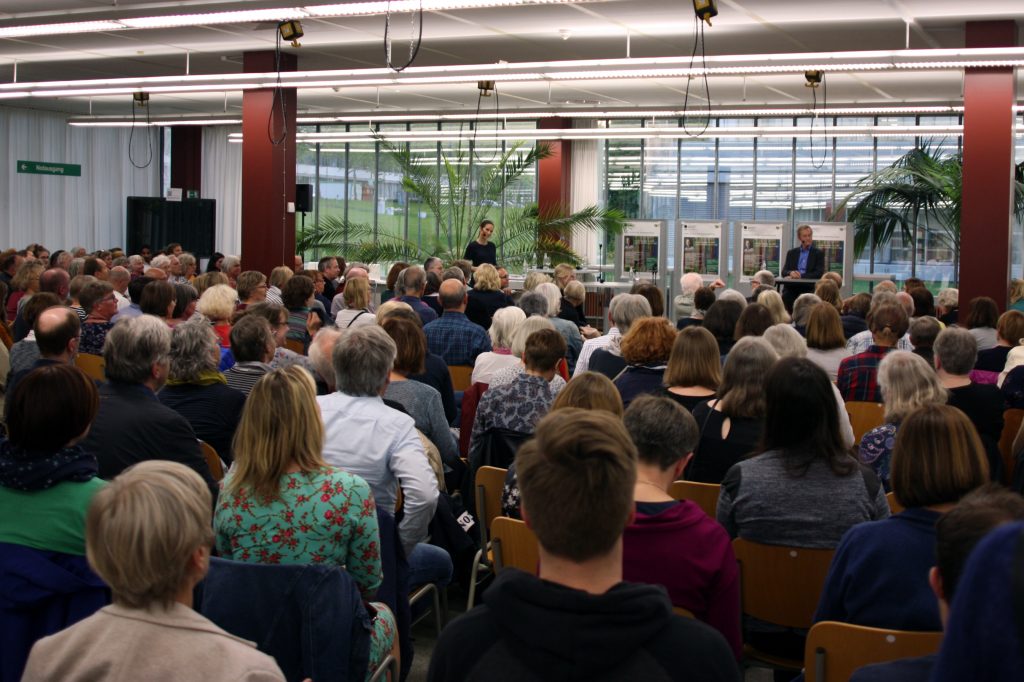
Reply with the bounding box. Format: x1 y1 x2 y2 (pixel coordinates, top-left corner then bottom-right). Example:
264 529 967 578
833 144 1024 280
297 138 625 267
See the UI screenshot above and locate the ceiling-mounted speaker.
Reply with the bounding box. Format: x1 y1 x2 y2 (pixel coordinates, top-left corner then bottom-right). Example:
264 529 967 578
693 0 717 26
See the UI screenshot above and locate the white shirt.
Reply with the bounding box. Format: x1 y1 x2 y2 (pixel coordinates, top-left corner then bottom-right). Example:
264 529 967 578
846 329 912 354
471 352 521 385
317 391 438 554
113 289 131 311
573 327 621 377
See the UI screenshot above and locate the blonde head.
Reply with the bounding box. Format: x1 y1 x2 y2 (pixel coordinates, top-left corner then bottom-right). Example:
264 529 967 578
228 366 326 500
757 289 790 324
553 263 575 290
196 284 237 322
86 460 213 609
343 277 371 310
474 264 502 292
375 299 414 325
523 271 552 292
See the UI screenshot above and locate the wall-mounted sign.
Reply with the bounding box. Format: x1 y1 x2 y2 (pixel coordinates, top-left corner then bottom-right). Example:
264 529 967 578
17 160 81 177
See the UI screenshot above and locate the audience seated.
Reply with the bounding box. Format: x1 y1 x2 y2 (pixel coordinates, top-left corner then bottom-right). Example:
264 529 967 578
213 366 396 673
109 275 149 324
466 263 513 330
678 285 716 329
534 282 583 373
486 315 568 394
9 292 62 374
378 305 457 424
237 302 314 373
934 326 1005 480
471 306 526 385
196 284 236 349
733 302 773 340
381 317 463 487
380 261 407 305
317 325 450 585
586 293 651 379
840 292 872 340
393 265 437 326
622 395 741 659
424 279 492 366
223 316 276 396
264 265 291 306
158 321 246 464
912 500 1024 682
630 281 668 318
717 357 890 661
21 461 285 682
791 293 821 336
5 306 79 405
139 279 177 328
14 268 70 340
814 280 842 313
757 289 790 326
234 270 267 310
965 296 999 351
77 280 117 354
847 292 913 354
428 409 739 682
170 283 198 327
858 352 947 489
559 280 592 335
333 277 375 329
702 299 744 357
909 315 940 367
502 371 624 519
687 337 777 484
816 404 989 633
975 309 1024 372
659 325 720 412
612 317 676 408
674 271 705 319
838 301 909 402
281 275 320 353
81 315 217 501
6 260 43 322
805 302 851 381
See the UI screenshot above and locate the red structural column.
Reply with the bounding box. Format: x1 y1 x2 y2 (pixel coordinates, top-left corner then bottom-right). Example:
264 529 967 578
959 21 1017 319
537 118 572 216
241 51 297 277
169 126 202 196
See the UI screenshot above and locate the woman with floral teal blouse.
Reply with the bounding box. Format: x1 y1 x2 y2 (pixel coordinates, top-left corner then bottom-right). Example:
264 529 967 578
214 366 395 677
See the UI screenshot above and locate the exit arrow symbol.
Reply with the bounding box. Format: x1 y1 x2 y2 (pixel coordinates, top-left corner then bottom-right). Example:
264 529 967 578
20 164 27 170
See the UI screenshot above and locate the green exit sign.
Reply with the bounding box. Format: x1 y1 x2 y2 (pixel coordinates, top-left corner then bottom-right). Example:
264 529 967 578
17 160 81 177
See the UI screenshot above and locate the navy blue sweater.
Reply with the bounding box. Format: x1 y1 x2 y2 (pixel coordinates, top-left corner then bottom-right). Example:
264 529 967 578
814 507 942 632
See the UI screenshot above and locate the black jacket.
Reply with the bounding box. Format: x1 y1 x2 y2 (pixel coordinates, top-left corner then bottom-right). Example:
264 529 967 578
82 381 218 502
782 245 825 280
428 569 739 681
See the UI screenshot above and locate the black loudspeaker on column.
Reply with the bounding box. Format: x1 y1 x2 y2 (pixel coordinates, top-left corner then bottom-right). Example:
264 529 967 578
295 184 313 213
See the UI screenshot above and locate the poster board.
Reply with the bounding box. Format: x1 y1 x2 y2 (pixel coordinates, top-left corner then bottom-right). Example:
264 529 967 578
736 222 784 283
676 221 725 283
616 220 666 280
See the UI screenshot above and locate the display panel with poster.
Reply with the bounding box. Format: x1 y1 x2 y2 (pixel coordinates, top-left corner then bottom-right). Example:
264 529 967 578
801 222 849 284
737 223 784 282
679 222 723 281
618 221 665 278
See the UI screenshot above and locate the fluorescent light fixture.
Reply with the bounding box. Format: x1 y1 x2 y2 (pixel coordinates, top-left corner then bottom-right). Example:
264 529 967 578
0 0 588 39
0 20 124 38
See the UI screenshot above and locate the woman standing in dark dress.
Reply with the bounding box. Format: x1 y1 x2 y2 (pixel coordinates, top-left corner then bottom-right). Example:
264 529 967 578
464 220 497 267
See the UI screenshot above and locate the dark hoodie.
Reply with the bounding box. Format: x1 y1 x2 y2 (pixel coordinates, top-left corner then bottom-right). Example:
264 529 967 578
428 568 739 682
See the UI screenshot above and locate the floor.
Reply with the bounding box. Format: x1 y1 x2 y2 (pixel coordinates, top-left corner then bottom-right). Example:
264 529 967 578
403 584 775 682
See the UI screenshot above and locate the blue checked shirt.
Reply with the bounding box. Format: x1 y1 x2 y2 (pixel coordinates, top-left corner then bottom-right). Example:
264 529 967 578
423 311 492 366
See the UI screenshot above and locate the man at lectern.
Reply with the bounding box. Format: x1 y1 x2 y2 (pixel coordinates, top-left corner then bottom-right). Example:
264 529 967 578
781 224 824 311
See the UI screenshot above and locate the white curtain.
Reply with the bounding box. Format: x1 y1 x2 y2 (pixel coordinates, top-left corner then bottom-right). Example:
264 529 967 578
201 125 243 257
0 105 159 251
570 123 600 265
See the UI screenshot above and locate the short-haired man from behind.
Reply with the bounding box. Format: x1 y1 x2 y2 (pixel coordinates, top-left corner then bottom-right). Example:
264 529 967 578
5 306 80 408
851 484 1024 682
429 409 739 682
423 279 492 366
621 395 742 660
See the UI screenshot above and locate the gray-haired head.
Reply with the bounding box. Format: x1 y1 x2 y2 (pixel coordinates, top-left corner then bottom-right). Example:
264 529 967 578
763 324 807 359
221 255 241 272
103 315 172 384
489 306 527 349
535 282 562 318
150 254 171 270
718 288 748 308
442 266 467 284
518 291 549 318
169 320 220 381
308 327 343 391
510 315 557 358
610 293 652 335
752 270 776 289
792 293 822 326
229 315 274 363
397 265 426 295
333 325 396 396
934 326 978 375
936 288 959 311
679 272 703 296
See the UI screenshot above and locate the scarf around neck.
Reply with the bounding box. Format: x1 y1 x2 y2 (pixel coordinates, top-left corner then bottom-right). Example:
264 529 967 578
0 438 98 491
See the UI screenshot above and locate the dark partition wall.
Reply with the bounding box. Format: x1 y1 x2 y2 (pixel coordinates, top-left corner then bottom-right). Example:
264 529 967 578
126 197 217 259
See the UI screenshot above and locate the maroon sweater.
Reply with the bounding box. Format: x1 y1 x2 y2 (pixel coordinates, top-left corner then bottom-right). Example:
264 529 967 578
623 499 741 659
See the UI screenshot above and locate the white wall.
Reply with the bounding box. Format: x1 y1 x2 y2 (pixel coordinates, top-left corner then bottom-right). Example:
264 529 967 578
0 105 159 251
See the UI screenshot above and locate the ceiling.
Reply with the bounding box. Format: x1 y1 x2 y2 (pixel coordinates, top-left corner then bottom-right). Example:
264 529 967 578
0 0 1022 119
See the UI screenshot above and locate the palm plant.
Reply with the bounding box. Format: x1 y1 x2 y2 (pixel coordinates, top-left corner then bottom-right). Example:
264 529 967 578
832 144 1024 278
297 138 625 267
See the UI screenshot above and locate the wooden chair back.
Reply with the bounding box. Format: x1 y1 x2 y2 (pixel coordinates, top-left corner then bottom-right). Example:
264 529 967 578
845 401 885 446
75 353 106 381
474 466 508 547
732 539 835 630
999 408 1024 485
804 621 943 682
886 492 904 515
199 441 224 481
490 517 540 575
668 480 721 518
284 337 306 355
448 365 473 392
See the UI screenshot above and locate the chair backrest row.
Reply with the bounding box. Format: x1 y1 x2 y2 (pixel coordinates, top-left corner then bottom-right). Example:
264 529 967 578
804 621 942 682
668 480 720 518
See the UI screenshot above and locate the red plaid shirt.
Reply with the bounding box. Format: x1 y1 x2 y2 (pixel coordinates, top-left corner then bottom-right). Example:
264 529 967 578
837 345 896 403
